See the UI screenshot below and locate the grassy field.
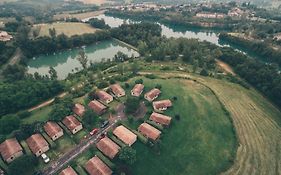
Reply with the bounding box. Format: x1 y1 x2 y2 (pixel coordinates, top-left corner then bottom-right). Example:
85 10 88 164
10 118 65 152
143 71 281 175
200 77 281 175
122 77 237 175
34 22 97 37
53 10 104 20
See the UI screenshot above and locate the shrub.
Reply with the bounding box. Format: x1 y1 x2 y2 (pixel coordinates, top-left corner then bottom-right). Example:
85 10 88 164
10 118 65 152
155 84 162 90
109 79 116 84
135 79 143 84
96 151 116 169
200 69 209 76
146 120 164 130
175 114 180 121
132 130 148 144
97 81 109 89
17 110 31 119
125 83 130 89
144 74 157 79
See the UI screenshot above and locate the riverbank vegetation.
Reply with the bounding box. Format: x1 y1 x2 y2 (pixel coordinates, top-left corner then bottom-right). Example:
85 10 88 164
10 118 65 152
219 33 281 66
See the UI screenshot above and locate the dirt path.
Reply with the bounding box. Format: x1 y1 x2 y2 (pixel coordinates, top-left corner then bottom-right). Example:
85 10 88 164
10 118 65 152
216 59 236 76
28 92 67 112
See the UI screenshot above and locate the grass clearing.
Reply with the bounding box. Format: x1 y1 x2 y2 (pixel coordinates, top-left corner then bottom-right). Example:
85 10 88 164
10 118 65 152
122 77 237 175
33 22 97 37
22 106 52 124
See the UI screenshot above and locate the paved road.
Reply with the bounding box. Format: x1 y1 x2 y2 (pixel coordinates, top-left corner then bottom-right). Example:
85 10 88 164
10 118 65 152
42 118 120 175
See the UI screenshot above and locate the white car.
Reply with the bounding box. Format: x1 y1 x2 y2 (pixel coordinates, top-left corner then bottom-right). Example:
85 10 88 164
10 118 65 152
41 153 50 163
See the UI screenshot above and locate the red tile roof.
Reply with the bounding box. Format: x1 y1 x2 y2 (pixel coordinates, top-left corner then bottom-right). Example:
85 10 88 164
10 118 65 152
138 123 161 141
62 115 82 131
85 156 112 175
113 125 137 146
60 166 78 175
110 84 125 96
73 103 85 117
96 90 113 102
96 137 120 159
26 134 48 155
131 84 144 96
88 100 107 115
149 112 172 126
153 99 172 110
44 121 63 138
0 138 23 161
145 88 161 101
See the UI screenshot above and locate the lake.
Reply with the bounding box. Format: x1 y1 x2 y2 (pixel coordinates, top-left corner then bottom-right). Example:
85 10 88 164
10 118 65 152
27 39 139 79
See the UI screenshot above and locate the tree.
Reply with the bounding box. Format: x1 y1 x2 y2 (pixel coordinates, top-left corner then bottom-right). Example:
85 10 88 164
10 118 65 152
49 67 58 80
118 146 137 165
125 97 140 114
88 18 110 29
82 109 98 129
49 98 73 121
137 41 148 56
0 115 20 135
49 28 56 38
77 50 88 69
3 64 26 81
8 155 39 175
131 62 140 75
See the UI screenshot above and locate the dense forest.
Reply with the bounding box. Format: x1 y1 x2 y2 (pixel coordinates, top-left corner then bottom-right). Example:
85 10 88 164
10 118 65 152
0 43 16 65
219 33 281 67
0 78 64 115
20 31 111 58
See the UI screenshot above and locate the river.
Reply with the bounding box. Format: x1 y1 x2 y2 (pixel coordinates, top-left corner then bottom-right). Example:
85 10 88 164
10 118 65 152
27 14 256 79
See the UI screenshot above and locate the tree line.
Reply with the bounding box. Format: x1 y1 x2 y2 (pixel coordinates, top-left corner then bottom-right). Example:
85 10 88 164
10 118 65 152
219 33 281 67
219 47 281 111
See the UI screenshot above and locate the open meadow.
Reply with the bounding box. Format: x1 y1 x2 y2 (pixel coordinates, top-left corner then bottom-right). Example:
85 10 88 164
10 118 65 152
143 71 281 175
121 77 237 175
33 22 97 37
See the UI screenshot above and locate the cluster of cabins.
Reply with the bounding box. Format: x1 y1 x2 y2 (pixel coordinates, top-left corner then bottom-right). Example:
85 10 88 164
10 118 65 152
59 125 137 175
0 82 174 175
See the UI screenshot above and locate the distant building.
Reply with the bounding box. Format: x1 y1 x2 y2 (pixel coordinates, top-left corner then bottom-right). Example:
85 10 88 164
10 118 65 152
110 84 125 97
149 112 172 126
44 121 64 141
196 12 225 19
26 134 49 157
60 166 78 175
138 123 161 141
0 31 13 42
96 137 120 159
0 138 23 163
73 103 85 117
144 88 161 102
85 156 113 175
88 100 107 115
228 7 246 17
96 90 113 104
274 33 281 41
153 99 173 111
113 125 137 146
62 115 83 134
131 84 144 97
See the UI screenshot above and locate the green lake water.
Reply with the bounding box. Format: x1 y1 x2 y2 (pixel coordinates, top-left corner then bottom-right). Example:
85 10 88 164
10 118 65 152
27 39 139 79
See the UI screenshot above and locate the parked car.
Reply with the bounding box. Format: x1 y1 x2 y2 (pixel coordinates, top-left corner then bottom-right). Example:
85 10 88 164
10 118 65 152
90 128 99 136
101 120 109 128
41 153 50 163
99 133 106 139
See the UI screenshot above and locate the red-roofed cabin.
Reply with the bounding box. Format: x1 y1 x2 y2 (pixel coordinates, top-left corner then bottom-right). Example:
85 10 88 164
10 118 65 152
131 84 144 97
138 123 161 141
73 103 85 117
26 134 49 157
153 99 172 111
88 100 107 115
44 121 63 141
0 138 23 163
85 156 112 175
149 112 172 126
144 88 161 102
62 115 83 134
96 90 113 104
110 84 125 97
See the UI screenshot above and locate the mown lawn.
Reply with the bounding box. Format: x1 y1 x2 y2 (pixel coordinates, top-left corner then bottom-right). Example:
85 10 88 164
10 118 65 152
124 77 237 175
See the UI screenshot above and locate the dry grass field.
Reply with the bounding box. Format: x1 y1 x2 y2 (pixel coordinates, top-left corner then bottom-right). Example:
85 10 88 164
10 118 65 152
203 78 281 175
53 10 104 20
64 0 112 5
140 71 281 175
34 22 97 37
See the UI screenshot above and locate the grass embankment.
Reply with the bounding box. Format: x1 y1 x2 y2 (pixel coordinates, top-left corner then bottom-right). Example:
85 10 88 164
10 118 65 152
124 77 237 175
33 22 97 37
